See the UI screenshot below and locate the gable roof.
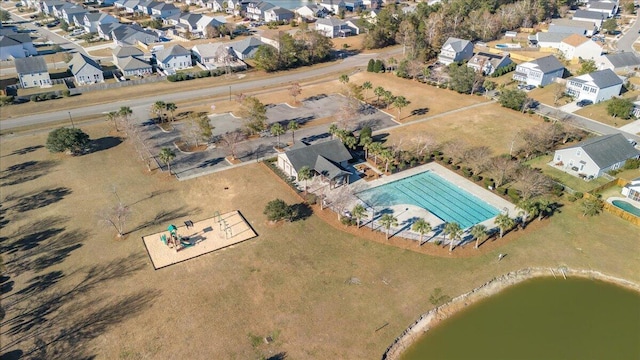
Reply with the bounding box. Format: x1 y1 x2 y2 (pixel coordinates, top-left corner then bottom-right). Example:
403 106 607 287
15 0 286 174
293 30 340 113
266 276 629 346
228 36 263 57
528 55 564 73
571 68 622 88
442 37 471 52
564 133 640 168
536 31 571 43
573 9 605 20
285 139 352 177
192 42 229 58
113 45 144 58
561 33 590 47
589 1 616 11
119 55 151 70
550 18 595 30
68 53 102 75
0 33 32 47
155 44 190 62
316 17 346 27
15 56 47 74
601 52 640 69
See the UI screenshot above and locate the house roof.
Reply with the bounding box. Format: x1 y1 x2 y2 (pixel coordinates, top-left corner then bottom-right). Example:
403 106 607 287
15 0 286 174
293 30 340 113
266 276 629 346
285 139 352 177
113 45 144 57
267 6 293 15
601 52 640 69
442 37 471 52
316 17 346 27
15 56 47 74
589 1 616 11
153 2 177 10
528 55 564 73
154 44 190 62
573 9 605 20
119 55 151 70
536 31 571 43
192 42 229 58
228 36 263 57
113 24 158 45
561 33 590 47
68 53 101 75
0 33 32 47
571 68 622 88
564 133 640 168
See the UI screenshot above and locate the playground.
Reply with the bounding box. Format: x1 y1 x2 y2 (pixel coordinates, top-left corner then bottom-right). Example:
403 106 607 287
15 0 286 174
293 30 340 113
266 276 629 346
142 211 257 269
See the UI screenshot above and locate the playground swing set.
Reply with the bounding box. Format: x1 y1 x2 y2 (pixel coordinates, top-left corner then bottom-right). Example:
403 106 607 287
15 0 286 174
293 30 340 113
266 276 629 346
159 211 234 252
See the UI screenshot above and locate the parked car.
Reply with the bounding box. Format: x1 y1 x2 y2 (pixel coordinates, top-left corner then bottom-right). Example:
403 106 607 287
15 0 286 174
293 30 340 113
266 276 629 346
576 99 593 107
525 85 536 91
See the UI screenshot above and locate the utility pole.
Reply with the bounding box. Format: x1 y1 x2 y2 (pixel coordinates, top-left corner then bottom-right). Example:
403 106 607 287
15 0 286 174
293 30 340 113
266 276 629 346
228 85 231 101
68 111 75 128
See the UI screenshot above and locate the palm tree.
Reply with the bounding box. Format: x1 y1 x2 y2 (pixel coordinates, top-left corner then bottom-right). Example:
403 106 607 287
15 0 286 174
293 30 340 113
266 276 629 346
165 102 177 122
535 198 554 221
352 204 368 228
444 222 462 252
580 197 604 217
495 213 515 238
368 142 384 164
106 111 120 132
297 166 312 193
362 81 372 100
119 106 133 125
270 122 286 148
288 120 299 144
158 147 176 175
517 199 539 229
339 74 349 84
393 96 409 121
360 136 373 158
374 86 385 105
343 135 358 150
380 148 394 173
379 213 398 240
151 101 166 122
470 224 487 249
383 90 395 109
328 123 339 139
412 218 431 245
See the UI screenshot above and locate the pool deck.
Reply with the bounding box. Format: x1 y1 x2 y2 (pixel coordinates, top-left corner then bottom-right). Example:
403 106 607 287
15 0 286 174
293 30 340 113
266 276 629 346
324 163 517 243
142 211 257 270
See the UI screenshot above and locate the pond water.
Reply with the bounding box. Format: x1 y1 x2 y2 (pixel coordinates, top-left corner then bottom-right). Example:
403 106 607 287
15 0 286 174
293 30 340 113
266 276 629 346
401 277 640 360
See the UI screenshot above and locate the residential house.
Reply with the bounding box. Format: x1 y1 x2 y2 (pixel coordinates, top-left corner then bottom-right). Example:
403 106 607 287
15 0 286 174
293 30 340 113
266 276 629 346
68 53 104 85
166 13 225 38
60 6 87 25
467 52 512 76
572 9 606 29
0 33 38 60
315 17 359 38
192 43 245 70
621 177 640 202
112 24 159 45
364 8 380 23
596 52 640 72
549 18 596 36
246 1 275 21
15 56 51 89
138 0 160 15
120 0 142 13
97 0 117 5
41 0 65 16
200 0 224 12
318 0 346 14
260 30 283 49
343 0 363 11
295 4 328 20
587 1 617 17
98 22 123 40
228 36 264 59
534 32 571 49
117 56 153 76
565 69 623 103
151 2 180 18
112 45 145 65
154 44 192 71
264 7 294 22
553 134 640 178
277 139 352 185
513 55 565 86
82 13 118 33
558 33 602 62
437 37 473 66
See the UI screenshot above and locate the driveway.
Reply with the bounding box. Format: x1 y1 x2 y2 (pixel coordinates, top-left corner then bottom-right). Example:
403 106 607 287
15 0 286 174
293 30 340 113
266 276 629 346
559 102 581 113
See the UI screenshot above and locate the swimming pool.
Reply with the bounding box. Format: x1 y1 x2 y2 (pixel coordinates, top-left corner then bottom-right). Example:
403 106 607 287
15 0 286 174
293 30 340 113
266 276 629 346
356 171 499 229
612 200 640 217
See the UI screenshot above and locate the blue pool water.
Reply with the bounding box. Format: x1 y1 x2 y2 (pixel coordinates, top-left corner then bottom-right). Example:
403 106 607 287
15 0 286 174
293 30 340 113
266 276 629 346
612 200 640 217
356 171 500 229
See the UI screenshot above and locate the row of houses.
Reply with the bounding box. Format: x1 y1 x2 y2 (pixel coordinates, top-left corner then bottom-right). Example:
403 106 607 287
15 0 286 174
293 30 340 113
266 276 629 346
0 27 38 61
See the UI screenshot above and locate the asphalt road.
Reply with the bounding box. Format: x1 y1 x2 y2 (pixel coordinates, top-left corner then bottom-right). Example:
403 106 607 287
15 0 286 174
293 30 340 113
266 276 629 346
615 13 640 53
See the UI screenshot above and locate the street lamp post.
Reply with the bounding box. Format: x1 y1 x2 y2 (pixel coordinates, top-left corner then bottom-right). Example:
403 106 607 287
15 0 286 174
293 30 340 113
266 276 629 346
228 85 231 101
68 111 75 128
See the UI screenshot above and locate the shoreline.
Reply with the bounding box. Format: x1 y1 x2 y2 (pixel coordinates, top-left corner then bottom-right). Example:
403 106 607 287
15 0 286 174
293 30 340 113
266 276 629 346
381 267 640 360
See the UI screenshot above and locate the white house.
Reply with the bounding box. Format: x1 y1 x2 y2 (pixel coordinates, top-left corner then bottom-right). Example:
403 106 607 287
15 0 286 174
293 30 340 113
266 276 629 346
295 4 328 20
437 37 473 66
264 7 295 22
118 56 153 76
621 177 640 202
572 9 606 29
154 44 192 71
318 0 346 14
467 52 512 76
0 33 38 60
276 139 352 186
15 56 51 89
553 134 640 178
246 1 275 21
596 52 640 72
151 2 180 18
192 42 244 70
549 18 596 37
587 1 617 17
513 55 565 87
558 33 602 62
68 53 104 85
82 13 118 33
565 69 623 103
315 17 359 38
112 45 145 65
227 37 264 59
534 32 571 49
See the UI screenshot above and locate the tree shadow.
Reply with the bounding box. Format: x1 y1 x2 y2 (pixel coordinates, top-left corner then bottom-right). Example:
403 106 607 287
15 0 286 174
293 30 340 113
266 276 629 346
7 187 72 213
267 353 288 360
126 207 200 234
85 137 123 154
372 133 389 142
1 145 44 157
0 160 58 187
196 157 223 169
0 350 23 360
411 108 429 116
290 203 312 222
4 229 86 275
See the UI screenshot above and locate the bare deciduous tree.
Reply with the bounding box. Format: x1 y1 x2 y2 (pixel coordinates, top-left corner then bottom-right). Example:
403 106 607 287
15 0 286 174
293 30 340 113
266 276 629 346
98 190 131 238
410 135 438 158
517 167 552 200
218 130 246 160
464 146 493 175
442 139 468 165
487 155 518 187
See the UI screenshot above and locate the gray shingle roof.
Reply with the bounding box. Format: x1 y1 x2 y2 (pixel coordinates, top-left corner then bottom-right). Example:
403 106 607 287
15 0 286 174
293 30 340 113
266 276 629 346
316 17 346 27
0 33 32 47
228 37 263 57
573 9 605 20
68 53 101 76
587 69 622 88
566 133 640 168
602 52 640 69
531 55 564 73
285 139 352 177
536 32 571 43
113 45 144 58
443 37 471 52
119 56 151 70
15 56 47 74
589 1 616 11
154 44 190 63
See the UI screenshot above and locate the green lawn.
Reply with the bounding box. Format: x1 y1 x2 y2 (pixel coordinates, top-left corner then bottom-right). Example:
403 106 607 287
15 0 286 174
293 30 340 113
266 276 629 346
526 155 612 193
17 83 67 97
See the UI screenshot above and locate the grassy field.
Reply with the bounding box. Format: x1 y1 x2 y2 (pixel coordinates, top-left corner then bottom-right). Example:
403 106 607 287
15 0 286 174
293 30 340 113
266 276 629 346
1 121 638 359
573 90 640 128
526 155 613 193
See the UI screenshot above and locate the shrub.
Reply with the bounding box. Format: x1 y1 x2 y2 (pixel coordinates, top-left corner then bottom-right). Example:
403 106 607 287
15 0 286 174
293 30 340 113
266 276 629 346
507 188 521 202
497 187 508 195
30 95 39 102
46 93 57 100
304 193 317 205
567 195 577 202
623 158 640 170
472 175 482 182
551 183 564 197
340 216 356 226
0 95 14 106
61 89 70 97
484 178 495 189
264 199 293 221
462 168 472 177
574 192 584 199
46 127 90 154
450 164 460 170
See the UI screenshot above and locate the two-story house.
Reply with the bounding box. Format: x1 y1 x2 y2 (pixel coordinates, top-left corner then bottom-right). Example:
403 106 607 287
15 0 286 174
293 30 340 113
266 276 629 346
513 55 565 87
111 24 159 46
68 53 104 85
572 9 606 29
549 18 596 37
247 1 275 21
596 52 640 73
154 44 192 71
0 32 38 60
15 56 51 89
112 45 153 76
587 1 617 17
264 7 294 22
318 0 346 14
437 37 473 66
565 69 623 103
315 17 359 38
466 52 512 76
295 4 328 20
557 33 602 62
151 2 180 19
227 36 264 59
83 13 118 33
192 42 245 70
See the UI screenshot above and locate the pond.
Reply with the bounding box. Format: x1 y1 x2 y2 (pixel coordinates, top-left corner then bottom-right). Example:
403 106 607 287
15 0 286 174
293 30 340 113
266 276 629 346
402 277 640 360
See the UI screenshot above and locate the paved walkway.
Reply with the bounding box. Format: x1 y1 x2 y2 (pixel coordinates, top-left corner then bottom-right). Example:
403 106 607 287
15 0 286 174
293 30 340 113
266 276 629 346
619 119 640 135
